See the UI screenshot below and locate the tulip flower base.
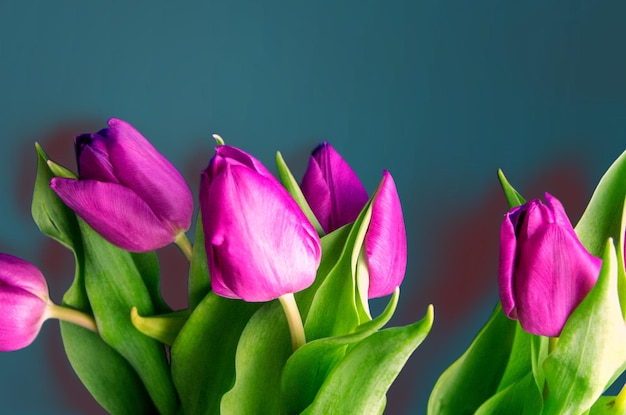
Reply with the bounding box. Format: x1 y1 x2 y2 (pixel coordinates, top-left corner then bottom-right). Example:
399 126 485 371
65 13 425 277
3 119 431 414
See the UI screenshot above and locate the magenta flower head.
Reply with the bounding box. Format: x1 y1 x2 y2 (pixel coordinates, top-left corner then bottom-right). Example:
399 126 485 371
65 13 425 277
362 171 407 298
0 254 50 351
200 145 322 302
301 142 369 233
498 193 601 337
50 118 193 252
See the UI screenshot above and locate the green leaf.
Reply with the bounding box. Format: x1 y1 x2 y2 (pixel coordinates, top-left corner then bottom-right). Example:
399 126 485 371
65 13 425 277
281 289 399 414
188 210 210 310
427 303 518 415
220 300 293 415
130 307 190 346
543 239 626 415
302 305 434 415
79 219 179 415
32 144 158 413
475 372 543 415
575 150 626 258
171 293 261 415
131 251 171 314
497 169 527 209
275 151 324 236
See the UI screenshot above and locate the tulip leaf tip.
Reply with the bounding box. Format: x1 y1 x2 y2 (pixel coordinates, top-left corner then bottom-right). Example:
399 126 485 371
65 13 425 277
212 134 225 146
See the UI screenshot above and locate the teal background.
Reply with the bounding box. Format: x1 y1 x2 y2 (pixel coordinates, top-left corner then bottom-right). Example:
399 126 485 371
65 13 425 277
1 1 626 413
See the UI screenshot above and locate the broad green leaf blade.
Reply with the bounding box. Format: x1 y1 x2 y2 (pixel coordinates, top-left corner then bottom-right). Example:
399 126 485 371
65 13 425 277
80 220 179 415
281 289 399 414
497 169 526 209
302 305 434 415
275 151 324 236
575 150 626 257
60 323 156 414
32 144 159 413
220 301 292 415
427 303 517 415
171 293 261 415
131 251 171 314
475 372 543 415
544 239 626 415
188 210 210 310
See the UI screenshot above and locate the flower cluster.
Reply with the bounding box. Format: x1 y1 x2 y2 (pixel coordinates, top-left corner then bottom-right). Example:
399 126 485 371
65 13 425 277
2 118 428 414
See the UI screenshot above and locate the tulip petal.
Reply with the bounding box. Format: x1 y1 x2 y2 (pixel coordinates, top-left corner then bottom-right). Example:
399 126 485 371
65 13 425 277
202 165 320 302
301 142 368 233
212 145 275 179
514 223 600 337
0 253 48 299
0 286 47 351
51 178 175 252
365 171 407 298
103 118 193 232
75 133 118 183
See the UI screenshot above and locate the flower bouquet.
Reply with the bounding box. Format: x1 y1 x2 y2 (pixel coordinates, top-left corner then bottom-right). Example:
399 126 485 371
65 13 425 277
4 116 626 414
3 118 432 414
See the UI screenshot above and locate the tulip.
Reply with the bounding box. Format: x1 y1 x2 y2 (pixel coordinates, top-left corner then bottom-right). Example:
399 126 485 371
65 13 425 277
361 171 407 298
200 145 322 302
50 118 193 252
498 193 601 337
301 142 369 233
0 253 50 351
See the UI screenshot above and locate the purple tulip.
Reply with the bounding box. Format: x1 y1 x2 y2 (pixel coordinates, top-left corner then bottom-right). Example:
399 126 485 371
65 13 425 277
363 171 407 298
301 142 369 233
50 118 193 252
0 254 50 351
498 193 601 337
200 145 322 302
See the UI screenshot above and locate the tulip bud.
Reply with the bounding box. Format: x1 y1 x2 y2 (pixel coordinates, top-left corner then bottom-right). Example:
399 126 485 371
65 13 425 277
0 254 50 351
498 193 601 337
50 118 193 252
361 171 407 298
200 145 322 302
301 142 369 233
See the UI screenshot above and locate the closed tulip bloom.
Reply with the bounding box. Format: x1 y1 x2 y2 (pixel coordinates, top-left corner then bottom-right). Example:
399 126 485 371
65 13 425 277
498 193 601 337
50 118 193 252
301 142 369 233
0 254 50 351
201 145 322 302
362 171 407 298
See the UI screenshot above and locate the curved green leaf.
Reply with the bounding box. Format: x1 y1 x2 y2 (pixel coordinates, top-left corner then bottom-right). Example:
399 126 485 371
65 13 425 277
302 305 434 415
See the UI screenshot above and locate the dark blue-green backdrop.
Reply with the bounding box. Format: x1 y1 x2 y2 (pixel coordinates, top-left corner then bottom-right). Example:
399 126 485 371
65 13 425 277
2 1 626 413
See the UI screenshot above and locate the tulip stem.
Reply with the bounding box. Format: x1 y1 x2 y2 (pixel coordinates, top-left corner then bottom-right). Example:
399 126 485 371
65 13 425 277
46 303 98 333
175 232 193 262
278 293 306 352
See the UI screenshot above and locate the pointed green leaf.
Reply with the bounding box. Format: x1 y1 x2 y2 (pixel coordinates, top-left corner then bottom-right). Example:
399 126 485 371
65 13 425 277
171 293 261 415
302 305 434 415
427 303 518 415
282 289 399 414
544 239 626 415
497 169 527 209
275 151 324 236
589 395 626 415
575 150 626 258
